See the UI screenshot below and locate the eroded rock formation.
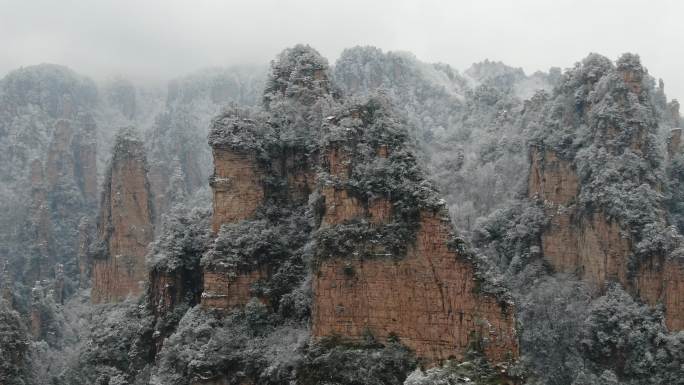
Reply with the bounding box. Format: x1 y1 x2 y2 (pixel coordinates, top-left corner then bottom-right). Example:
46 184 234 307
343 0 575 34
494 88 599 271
311 110 517 363
528 53 684 330
91 129 154 303
203 45 518 365
0 65 100 288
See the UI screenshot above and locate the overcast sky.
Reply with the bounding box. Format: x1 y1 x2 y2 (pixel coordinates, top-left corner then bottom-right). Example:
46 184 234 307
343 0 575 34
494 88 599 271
1 0 683 100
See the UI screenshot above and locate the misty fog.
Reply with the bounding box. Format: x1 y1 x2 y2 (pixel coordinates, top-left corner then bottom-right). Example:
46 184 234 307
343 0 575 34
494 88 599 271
1 0 683 100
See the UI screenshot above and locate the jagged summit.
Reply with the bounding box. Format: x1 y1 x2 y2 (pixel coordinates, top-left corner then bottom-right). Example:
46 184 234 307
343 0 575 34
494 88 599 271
263 44 336 108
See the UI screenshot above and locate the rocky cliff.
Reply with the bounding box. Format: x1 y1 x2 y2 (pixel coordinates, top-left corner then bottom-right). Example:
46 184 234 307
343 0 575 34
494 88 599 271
144 66 266 225
527 53 684 330
203 45 517 365
91 128 155 303
310 104 517 363
0 64 99 288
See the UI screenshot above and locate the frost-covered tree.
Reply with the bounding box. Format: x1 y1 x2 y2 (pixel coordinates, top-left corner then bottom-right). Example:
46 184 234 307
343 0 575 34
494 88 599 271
0 300 32 384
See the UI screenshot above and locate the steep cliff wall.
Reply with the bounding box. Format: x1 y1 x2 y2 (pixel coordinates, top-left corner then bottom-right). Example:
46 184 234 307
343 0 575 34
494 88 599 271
210 149 264 233
77 218 93 288
200 47 518 366
529 148 630 287
205 121 517 363
312 211 517 363
92 129 154 303
203 124 313 309
529 145 684 329
201 268 269 309
526 54 684 330
312 131 517 364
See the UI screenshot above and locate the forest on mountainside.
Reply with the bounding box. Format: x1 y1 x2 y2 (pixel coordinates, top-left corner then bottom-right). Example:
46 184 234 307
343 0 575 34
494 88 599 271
1 45 683 385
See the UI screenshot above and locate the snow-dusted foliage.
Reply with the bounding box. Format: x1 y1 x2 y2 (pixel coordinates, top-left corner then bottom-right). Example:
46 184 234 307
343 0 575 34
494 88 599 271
0 64 99 289
150 304 415 385
577 286 684 385
0 299 32 384
468 53 684 384
404 356 516 385
334 46 466 142
149 304 309 385
472 200 547 276
3 41 684 385
529 53 684 268
147 207 212 273
56 300 154 385
334 46 558 235
145 66 266 218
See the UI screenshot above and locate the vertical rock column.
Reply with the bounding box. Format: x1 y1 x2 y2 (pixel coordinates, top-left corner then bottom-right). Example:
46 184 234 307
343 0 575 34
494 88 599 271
202 137 266 308
91 130 154 303
210 148 265 233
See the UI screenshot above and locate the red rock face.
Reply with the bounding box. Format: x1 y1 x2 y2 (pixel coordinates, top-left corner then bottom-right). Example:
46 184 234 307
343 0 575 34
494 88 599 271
92 137 154 303
46 118 97 205
529 147 684 330
321 187 365 224
203 147 269 308
620 69 643 94
201 269 269 309
204 145 314 309
635 256 684 330
528 149 578 206
310 143 518 364
312 211 518 363
24 116 97 283
210 149 264 233
74 115 98 206
79 139 98 205
46 120 76 189
662 260 684 330
205 123 518 364
205 101 517 364
30 306 42 338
